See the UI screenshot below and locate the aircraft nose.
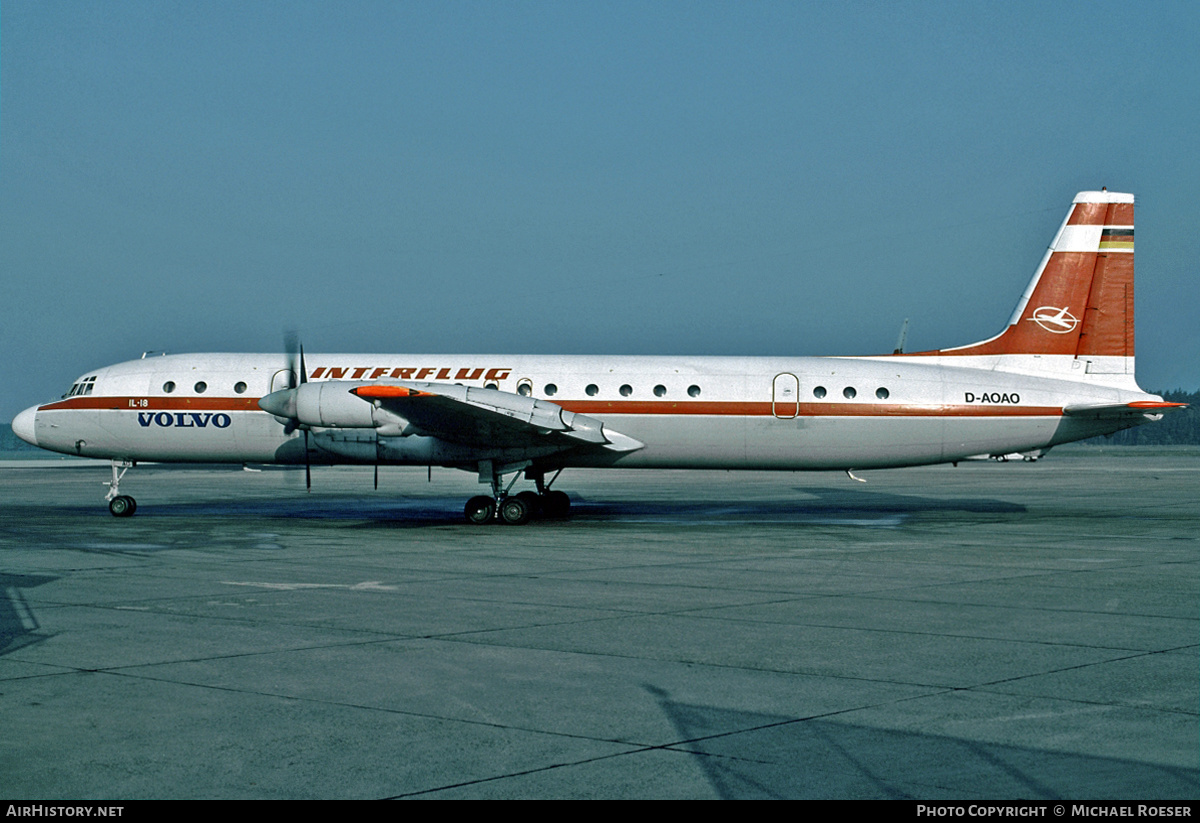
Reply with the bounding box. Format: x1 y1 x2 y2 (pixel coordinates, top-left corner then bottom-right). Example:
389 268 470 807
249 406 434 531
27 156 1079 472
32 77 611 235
12 405 39 447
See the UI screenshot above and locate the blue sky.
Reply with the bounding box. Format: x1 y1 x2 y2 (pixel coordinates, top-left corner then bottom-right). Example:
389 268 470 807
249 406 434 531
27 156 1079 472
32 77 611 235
3 0 1198 421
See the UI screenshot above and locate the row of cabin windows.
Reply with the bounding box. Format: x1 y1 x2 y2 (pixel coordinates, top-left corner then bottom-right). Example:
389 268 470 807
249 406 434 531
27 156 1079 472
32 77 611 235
518 382 703 399
813 386 891 400
162 381 248 394
152 379 889 402
154 379 698 398
522 383 890 401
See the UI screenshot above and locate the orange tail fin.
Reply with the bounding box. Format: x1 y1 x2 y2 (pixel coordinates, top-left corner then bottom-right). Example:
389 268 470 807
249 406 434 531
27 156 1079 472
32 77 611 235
939 190 1135 375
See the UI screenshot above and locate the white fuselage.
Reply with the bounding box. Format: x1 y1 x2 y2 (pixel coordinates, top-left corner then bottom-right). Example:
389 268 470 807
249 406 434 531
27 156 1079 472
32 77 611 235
18 351 1144 472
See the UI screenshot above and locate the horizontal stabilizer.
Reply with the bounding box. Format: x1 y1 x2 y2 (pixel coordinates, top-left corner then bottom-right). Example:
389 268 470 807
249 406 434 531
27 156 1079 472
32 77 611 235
1062 401 1187 420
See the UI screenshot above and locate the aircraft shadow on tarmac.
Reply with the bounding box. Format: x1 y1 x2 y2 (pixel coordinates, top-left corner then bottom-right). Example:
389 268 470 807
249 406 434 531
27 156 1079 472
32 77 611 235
0 573 55 656
576 486 1026 526
57 485 1026 528
647 685 1197 799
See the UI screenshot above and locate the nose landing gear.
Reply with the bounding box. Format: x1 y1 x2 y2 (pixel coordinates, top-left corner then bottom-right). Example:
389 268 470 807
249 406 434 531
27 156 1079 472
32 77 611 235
105 460 137 517
108 494 137 517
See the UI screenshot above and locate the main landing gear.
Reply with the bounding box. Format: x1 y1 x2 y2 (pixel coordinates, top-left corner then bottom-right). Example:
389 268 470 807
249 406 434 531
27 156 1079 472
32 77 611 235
106 459 137 517
463 465 571 526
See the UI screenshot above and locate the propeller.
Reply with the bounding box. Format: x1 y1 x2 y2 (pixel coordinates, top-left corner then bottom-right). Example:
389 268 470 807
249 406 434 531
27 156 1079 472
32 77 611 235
262 333 307 430
279 332 311 490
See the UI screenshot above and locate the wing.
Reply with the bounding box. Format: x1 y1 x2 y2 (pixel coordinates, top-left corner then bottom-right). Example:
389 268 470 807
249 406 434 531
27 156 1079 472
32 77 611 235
351 382 645 453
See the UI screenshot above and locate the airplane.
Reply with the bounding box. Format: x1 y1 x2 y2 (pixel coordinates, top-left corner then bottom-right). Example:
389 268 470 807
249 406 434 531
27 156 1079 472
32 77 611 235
12 190 1185 525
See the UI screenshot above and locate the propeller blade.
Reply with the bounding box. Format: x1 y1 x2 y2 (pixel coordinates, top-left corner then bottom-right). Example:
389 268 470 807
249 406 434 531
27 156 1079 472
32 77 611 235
284 331 308 387
304 429 311 491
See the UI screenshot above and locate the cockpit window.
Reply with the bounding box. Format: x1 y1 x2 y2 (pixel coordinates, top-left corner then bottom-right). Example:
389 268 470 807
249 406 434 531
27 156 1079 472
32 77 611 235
65 376 97 398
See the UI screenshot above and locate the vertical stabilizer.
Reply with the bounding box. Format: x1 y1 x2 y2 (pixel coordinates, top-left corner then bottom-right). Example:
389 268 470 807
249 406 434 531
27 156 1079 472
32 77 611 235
935 191 1136 381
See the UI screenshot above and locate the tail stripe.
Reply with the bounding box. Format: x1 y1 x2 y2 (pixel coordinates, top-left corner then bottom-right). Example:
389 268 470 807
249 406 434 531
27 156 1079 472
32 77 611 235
1098 228 1134 251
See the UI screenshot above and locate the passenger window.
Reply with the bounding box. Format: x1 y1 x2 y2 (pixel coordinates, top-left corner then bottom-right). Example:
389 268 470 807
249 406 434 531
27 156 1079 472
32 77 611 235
813 386 827 398
876 387 889 400
234 382 247 394
688 385 701 397
544 383 558 397
585 384 599 397
843 387 856 399
163 381 176 393
619 384 632 397
517 379 532 397
654 385 666 397
195 382 207 393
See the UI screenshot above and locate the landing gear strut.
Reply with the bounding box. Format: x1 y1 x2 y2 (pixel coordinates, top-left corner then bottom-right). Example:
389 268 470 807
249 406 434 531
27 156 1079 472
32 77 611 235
106 459 137 517
461 464 570 525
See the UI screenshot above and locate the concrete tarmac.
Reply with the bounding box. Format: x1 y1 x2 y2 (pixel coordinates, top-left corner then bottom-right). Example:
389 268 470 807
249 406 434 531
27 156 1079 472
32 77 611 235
1 450 1196 799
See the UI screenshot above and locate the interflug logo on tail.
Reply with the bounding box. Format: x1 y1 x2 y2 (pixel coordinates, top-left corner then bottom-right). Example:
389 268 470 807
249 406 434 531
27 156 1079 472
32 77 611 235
1029 306 1080 334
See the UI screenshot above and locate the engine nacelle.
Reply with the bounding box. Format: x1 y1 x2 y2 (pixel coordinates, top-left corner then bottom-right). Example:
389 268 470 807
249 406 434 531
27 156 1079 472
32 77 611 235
459 385 571 432
558 409 607 444
260 381 407 430
295 381 375 428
